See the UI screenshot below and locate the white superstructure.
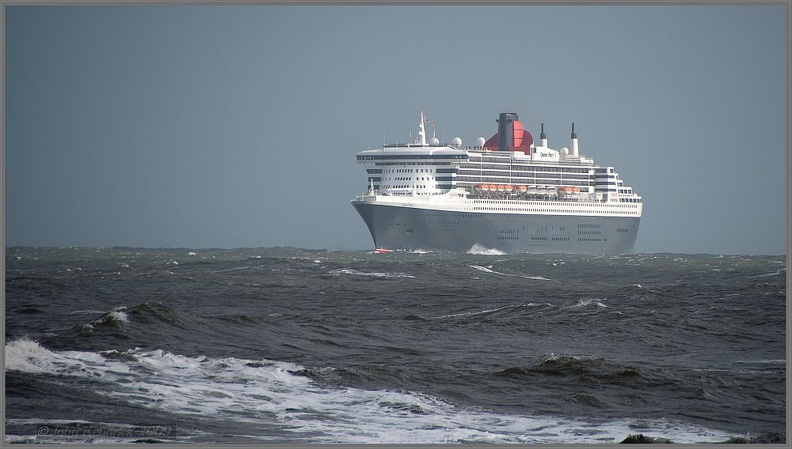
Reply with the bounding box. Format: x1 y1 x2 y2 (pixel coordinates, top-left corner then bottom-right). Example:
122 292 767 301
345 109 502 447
351 112 643 254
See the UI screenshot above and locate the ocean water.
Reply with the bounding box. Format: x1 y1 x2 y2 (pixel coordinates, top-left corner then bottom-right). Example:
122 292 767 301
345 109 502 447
4 247 787 444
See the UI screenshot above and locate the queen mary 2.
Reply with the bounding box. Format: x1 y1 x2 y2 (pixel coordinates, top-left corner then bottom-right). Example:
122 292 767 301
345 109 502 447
351 112 642 255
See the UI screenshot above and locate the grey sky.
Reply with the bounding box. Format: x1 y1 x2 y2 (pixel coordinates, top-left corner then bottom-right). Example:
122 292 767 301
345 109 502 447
4 4 788 254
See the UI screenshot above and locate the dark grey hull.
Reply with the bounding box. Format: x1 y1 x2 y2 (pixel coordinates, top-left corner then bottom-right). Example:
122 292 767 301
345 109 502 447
352 201 640 255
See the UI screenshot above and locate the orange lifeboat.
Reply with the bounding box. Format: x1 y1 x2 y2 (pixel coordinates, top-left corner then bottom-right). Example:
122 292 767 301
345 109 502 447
518 185 528 193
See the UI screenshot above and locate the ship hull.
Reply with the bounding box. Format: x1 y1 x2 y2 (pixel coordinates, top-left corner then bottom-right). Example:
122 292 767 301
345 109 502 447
352 201 640 255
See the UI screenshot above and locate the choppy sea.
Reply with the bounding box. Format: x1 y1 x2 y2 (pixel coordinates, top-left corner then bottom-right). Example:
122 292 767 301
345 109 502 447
4 247 787 444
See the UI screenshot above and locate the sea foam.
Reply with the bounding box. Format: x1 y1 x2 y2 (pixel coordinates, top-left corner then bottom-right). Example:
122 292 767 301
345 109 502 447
466 243 506 256
4 340 737 444
330 268 415 279
469 265 550 280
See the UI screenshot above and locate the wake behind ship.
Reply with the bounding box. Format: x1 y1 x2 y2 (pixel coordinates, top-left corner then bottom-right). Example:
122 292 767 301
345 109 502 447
351 112 642 255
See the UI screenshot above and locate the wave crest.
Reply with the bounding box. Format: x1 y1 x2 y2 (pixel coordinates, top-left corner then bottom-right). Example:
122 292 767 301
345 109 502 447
466 244 506 256
497 354 641 382
329 268 415 279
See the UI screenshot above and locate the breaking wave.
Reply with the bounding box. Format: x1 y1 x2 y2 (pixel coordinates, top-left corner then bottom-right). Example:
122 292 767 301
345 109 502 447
4 339 737 444
466 244 506 256
329 268 415 279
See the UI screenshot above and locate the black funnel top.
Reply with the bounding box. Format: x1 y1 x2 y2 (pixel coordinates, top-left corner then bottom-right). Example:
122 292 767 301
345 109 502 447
498 113 518 152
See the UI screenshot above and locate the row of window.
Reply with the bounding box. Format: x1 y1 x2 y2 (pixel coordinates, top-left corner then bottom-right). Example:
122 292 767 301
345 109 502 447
470 199 641 206
466 156 595 170
358 154 467 160
526 236 610 242
424 221 461 225
458 170 593 178
376 184 454 191
470 207 640 215
383 168 436 174
460 179 596 187
374 162 451 167
384 176 435 181
461 164 594 174
421 213 486 219
382 175 454 183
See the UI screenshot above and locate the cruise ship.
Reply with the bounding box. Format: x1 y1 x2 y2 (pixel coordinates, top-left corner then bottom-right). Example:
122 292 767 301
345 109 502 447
351 112 642 255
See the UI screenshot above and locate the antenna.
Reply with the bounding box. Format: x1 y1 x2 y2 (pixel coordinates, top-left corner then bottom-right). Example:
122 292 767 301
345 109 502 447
418 111 427 146
539 122 548 148
571 122 579 157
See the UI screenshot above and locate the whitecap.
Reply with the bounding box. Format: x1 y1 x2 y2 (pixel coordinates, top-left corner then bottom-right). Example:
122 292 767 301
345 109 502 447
409 248 432 254
469 265 496 274
466 244 506 256
329 268 415 279
752 268 786 278
468 265 550 281
4 341 738 444
88 308 130 328
108 309 130 323
567 298 608 308
4 339 129 377
69 309 108 315
429 303 548 320
5 338 60 373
